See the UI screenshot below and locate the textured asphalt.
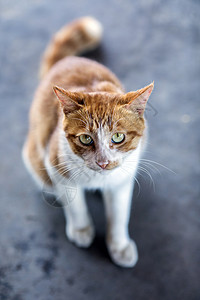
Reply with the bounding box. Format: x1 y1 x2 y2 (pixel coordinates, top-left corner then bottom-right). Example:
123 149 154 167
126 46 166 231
0 1 200 300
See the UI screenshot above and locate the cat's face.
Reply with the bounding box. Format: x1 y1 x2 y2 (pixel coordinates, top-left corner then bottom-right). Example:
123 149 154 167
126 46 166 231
54 84 153 172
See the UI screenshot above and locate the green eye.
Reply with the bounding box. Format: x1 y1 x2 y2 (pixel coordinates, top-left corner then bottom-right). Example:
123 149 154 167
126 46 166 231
111 133 125 144
79 134 93 145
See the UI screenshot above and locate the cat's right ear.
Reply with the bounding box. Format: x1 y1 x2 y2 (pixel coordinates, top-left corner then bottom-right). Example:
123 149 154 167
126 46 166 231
122 82 154 116
53 86 84 114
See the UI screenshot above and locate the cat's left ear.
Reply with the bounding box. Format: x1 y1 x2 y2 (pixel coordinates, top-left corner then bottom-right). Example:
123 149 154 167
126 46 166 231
53 86 84 114
123 82 154 116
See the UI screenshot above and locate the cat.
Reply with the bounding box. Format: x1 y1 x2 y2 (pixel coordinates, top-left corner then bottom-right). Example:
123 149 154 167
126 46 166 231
22 16 154 268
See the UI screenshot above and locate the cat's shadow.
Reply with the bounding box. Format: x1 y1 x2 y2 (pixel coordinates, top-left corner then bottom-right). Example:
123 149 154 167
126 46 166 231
80 45 106 64
85 190 108 258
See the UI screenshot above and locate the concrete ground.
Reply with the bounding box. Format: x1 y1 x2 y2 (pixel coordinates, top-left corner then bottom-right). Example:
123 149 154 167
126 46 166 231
0 0 200 299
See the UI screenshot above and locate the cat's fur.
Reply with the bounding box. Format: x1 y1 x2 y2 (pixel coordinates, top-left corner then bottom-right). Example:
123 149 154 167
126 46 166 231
23 17 154 267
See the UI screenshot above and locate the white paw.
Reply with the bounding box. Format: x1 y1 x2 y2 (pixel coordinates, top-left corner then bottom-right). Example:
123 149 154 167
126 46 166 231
108 239 138 268
66 223 95 248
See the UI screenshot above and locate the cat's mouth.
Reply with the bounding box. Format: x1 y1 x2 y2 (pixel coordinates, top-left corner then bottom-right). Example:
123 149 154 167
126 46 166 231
86 161 120 172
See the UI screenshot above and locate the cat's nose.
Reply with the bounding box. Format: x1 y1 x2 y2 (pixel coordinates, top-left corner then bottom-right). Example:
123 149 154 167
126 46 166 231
96 161 109 169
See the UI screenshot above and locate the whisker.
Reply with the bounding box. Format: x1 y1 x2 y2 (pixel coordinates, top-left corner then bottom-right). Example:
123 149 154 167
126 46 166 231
125 158 175 174
124 159 160 174
84 107 91 123
77 110 89 125
57 165 83 177
119 166 141 196
47 153 75 165
112 118 124 129
138 166 155 192
70 117 88 126
140 161 161 174
139 159 176 174
39 160 78 171
67 167 85 184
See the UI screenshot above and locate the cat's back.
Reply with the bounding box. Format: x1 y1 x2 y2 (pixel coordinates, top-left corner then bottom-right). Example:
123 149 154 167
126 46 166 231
42 56 122 91
31 56 122 124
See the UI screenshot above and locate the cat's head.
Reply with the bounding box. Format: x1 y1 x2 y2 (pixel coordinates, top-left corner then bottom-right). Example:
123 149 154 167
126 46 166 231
54 83 154 172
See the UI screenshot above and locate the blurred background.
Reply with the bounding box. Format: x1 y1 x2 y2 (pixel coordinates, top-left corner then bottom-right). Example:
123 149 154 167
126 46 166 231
0 0 200 299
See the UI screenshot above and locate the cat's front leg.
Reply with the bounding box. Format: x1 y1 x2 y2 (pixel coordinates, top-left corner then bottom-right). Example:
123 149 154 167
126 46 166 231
103 179 138 267
57 184 95 248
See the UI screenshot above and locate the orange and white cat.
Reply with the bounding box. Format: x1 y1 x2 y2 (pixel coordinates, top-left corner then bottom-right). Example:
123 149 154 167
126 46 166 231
22 17 154 267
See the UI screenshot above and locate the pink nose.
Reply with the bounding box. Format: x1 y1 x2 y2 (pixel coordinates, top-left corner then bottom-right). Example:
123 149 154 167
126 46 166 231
96 161 109 169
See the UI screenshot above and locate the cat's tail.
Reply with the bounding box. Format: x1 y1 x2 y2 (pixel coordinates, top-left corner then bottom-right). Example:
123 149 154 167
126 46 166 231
39 16 103 79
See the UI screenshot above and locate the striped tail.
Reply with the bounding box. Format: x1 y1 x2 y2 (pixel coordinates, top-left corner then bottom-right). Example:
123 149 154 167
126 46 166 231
39 16 103 79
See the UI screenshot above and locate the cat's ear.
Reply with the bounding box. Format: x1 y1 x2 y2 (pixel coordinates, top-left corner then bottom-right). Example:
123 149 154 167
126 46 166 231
53 86 84 114
122 82 154 116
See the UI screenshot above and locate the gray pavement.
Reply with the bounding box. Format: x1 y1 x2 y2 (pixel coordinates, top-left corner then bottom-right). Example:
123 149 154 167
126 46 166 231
0 0 200 299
